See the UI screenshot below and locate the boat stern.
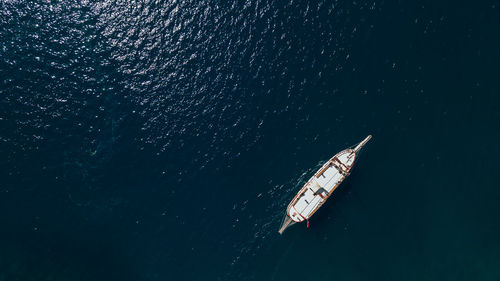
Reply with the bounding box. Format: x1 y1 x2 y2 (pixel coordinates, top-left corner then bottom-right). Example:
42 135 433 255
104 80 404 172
278 216 295 235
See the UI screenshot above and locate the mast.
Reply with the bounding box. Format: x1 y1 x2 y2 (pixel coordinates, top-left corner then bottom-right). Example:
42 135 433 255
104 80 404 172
353 135 372 154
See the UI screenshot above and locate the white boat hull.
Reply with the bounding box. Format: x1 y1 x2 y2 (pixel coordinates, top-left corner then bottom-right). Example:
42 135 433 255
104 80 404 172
279 135 371 234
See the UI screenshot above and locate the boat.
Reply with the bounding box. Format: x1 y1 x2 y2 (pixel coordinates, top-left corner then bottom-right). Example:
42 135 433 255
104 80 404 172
278 135 372 234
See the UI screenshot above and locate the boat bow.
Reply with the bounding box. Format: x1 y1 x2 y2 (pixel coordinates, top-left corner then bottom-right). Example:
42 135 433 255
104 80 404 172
353 135 372 153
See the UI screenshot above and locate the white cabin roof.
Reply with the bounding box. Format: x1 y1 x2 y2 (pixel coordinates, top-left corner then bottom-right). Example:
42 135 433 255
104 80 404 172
315 165 343 193
288 149 357 222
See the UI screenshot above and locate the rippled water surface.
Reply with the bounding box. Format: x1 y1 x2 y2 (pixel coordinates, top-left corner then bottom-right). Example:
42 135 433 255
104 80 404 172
1 0 499 280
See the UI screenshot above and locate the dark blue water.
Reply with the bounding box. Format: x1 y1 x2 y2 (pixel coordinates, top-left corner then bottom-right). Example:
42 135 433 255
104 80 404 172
1 0 499 280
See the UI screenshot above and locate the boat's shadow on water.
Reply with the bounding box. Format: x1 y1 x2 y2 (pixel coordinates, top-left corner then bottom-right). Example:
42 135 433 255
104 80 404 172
306 172 364 232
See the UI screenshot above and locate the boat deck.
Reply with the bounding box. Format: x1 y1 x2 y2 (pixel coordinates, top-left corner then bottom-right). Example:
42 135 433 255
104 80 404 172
288 150 355 222
279 135 372 234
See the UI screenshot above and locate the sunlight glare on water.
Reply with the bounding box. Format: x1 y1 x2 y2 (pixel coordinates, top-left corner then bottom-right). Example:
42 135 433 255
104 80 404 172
1 0 499 280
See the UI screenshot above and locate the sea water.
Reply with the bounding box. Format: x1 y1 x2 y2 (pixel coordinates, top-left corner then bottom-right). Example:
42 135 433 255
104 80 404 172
1 0 499 280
